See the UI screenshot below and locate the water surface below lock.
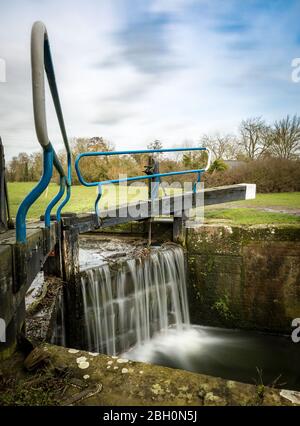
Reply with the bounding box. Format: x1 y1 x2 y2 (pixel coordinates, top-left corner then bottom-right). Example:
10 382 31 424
123 325 300 391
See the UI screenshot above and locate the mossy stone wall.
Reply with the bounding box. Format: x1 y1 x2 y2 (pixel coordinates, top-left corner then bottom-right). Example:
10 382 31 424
187 225 300 333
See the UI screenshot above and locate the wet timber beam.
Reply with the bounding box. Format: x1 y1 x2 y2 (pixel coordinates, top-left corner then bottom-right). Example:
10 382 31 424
98 184 256 228
0 222 58 353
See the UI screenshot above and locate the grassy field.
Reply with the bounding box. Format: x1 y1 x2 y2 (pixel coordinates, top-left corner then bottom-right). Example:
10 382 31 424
7 182 150 218
205 208 300 225
207 192 300 209
7 182 300 225
205 192 300 225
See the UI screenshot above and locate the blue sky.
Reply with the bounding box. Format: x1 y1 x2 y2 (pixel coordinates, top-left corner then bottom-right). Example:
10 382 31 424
0 0 300 159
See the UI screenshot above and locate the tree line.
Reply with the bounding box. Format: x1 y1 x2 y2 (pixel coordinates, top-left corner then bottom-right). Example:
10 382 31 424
202 114 300 161
6 114 300 183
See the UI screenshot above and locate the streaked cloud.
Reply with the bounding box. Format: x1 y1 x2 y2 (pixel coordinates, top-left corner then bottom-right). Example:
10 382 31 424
0 0 300 160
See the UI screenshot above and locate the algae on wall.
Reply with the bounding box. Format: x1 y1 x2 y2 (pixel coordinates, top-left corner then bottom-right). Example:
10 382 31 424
187 225 300 333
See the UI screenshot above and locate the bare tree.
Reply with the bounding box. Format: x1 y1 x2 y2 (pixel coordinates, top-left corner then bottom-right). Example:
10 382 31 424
239 117 271 160
200 133 238 160
147 140 163 150
270 114 300 159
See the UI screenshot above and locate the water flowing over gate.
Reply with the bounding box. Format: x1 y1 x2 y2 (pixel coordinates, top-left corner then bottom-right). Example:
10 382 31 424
80 246 189 355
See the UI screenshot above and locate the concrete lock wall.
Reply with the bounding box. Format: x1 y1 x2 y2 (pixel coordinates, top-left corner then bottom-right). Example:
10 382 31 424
186 225 300 334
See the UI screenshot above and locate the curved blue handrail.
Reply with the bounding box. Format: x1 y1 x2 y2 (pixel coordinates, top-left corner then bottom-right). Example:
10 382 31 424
44 176 66 227
16 22 71 243
75 147 211 218
16 147 54 242
56 184 71 221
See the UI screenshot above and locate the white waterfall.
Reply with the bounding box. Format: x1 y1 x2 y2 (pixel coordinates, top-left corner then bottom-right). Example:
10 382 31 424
80 245 189 355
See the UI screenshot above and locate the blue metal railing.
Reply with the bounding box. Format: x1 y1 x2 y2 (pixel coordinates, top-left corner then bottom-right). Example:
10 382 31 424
75 147 211 218
16 22 71 243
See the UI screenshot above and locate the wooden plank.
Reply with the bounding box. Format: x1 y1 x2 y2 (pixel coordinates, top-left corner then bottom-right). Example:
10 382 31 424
0 223 58 293
71 213 99 233
203 183 256 205
173 217 186 246
99 184 256 228
0 244 14 324
0 243 26 351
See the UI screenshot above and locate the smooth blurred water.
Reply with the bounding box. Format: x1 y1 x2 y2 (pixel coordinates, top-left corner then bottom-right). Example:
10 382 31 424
123 325 300 390
80 245 189 355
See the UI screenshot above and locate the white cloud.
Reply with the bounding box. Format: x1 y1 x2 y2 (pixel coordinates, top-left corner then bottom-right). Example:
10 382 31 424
0 0 300 160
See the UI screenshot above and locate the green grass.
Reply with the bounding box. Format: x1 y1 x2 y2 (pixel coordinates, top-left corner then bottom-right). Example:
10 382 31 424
7 182 179 219
222 192 300 209
7 182 300 225
205 208 300 225
204 191 300 224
